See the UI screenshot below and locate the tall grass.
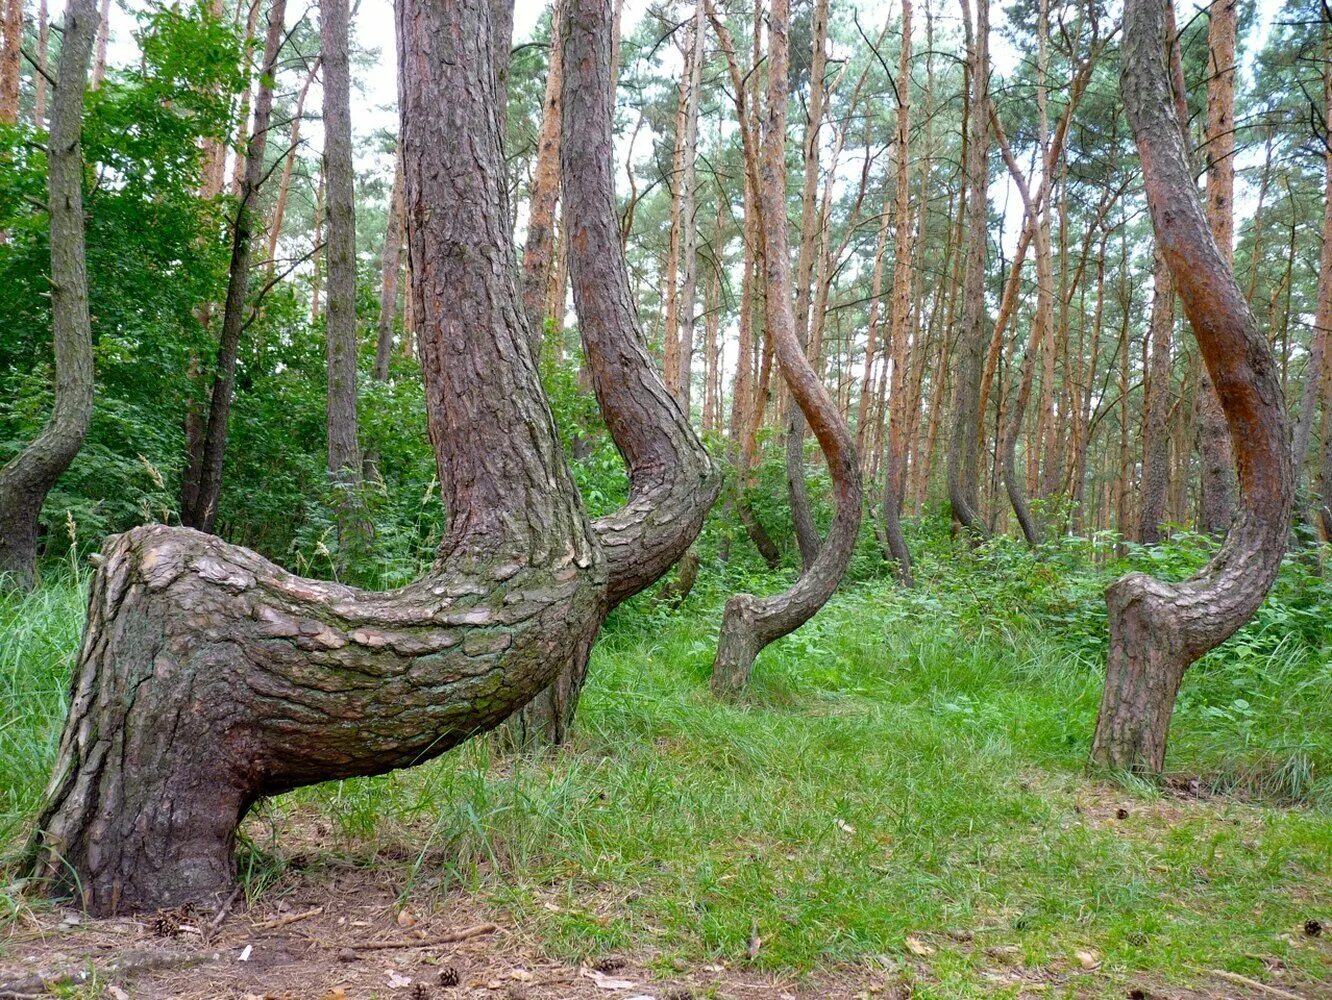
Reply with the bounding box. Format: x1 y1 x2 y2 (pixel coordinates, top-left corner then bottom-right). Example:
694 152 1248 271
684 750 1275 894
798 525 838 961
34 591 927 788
1 539 1330 994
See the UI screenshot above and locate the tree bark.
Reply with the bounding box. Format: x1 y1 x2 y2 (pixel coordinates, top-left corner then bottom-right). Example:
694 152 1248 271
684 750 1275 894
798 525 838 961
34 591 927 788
1295 28 1332 533
1138 249 1174 544
35 0 49 127
502 0 719 744
946 0 990 535
711 0 862 695
521 0 563 349
91 0 109 86
27 0 640 915
1195 0 1237 536
673 1 706 411
1090 0 1292 775
0 0 22 124
0 0 97 588
179 0 287 534
784 0 831 571
265 55 322 277
321 0 366 568
881 0 914 585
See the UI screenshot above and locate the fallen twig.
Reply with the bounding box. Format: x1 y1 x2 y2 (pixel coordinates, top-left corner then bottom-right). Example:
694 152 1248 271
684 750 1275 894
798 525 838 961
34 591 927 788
0 951 205 998
1209 969 1308 1000
205 885 244 941
253 905 324 930
341 922 498 951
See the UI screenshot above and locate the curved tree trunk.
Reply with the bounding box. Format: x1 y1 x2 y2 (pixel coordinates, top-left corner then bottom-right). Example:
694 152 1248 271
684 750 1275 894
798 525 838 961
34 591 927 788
501 0 719 745
711 0 862 695
0 0 98 588
946 0 990 536
25 0 699 914
1090 0 1292 774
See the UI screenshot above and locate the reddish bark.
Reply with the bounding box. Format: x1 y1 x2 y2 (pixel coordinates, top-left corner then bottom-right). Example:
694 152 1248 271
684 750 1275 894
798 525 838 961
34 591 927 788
1090 0 1292 774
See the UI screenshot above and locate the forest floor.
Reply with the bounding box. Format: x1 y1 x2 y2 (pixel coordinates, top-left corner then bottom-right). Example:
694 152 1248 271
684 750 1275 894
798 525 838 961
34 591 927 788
2 542 1331 998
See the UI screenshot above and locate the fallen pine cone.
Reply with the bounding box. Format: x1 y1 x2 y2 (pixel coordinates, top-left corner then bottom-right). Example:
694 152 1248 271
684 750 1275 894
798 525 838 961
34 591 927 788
437 966 460 987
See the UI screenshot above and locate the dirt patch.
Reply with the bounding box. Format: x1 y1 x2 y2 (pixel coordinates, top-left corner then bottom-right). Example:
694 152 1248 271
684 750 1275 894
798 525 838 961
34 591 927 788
0 865 866 1000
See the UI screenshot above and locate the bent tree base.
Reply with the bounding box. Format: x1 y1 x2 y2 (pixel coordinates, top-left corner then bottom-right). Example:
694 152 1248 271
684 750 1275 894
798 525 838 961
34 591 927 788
1090 573 1189 773
28 525 602 913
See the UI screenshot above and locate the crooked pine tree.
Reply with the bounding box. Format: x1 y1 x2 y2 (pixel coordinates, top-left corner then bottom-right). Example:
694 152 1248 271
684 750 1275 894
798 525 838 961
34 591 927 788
1090 0 1292 773
27 0 715 912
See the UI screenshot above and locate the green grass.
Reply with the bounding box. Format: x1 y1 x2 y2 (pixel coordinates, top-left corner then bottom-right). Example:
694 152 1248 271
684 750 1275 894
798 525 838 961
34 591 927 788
2 541 1331 997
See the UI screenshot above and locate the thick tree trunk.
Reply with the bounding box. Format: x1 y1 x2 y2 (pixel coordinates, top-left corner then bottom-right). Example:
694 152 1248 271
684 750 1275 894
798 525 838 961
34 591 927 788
1090 0 1292 774
1139 250 1174 544
711 0 862 695
28 0 625 914
1195 0 1237 536
179 0 286 534
946 0 990 535
321 0 366 568
502 0 718 744
0 0 97 588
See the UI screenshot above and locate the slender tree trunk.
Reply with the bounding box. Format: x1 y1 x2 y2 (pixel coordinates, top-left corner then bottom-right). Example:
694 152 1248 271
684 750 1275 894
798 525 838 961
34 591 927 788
321 0 365 569
0 0 23 124
1195 0 1237 536
34 0 49 127
711 0 862 694
91 0 109 86
1090 0 1292 774
1139 250 1174 543
1297 29 1332 534
881 0 914 585
179 0 287 534
854 205 892 467
265 56 322 276
228 0 262 198
947 0 990 535
521 0 563 348
0 0 97 588
673 0 706 411
310 167 325 322
784 0 831 570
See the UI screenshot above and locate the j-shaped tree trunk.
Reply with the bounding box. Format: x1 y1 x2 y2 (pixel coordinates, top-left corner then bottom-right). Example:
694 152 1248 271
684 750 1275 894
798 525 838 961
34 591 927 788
500 0 718 745
1089 0 1291 774
0 0 97 588
710 0 862 695
26 0 704 914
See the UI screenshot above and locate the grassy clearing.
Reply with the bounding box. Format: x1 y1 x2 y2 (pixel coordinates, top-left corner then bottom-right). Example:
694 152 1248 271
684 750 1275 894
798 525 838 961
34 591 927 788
2 538 1331 997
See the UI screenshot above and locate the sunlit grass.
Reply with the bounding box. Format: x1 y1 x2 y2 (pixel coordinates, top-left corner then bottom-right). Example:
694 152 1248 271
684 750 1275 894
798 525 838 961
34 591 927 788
1 552 1330 996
